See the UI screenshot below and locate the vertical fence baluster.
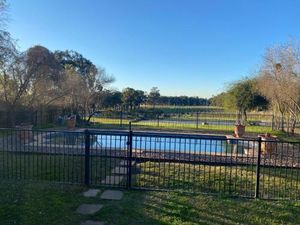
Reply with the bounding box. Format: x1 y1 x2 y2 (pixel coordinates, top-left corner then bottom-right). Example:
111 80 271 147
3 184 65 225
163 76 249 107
127 122 133 189
196 112 199 129
120 110 123 128
255 137 262 198
84 129 90 186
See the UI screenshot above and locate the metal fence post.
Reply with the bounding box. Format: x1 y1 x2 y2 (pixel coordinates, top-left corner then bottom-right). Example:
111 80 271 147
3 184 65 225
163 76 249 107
271 114 274 131
127 122 133 189
255 137 262 199
84 129 91 186
120 110 123 128
196 112 199 129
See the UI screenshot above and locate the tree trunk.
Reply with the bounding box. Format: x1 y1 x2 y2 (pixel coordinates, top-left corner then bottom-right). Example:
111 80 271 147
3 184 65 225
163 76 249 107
243 110 247 124
281 112 284 132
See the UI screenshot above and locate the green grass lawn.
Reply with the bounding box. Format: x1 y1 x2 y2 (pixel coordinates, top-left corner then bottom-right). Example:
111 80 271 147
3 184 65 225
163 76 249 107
90 117 274 135
0 180 299 225
168 114 272 122
89 117 300 142
0 151 122 186
1 128 299 224
135 161 300 200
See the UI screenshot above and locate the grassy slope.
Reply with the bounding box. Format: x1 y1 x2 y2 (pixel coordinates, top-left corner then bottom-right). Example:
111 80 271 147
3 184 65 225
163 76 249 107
0 180 299 225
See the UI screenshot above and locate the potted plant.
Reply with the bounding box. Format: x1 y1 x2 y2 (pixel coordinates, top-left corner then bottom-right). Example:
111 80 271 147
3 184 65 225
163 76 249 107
234 120 245 138
66 114 76 130
258 133 278 154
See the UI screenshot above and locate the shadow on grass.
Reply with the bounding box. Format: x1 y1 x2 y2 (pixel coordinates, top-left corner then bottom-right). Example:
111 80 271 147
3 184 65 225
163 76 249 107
0 180 299 225
100 189 300 225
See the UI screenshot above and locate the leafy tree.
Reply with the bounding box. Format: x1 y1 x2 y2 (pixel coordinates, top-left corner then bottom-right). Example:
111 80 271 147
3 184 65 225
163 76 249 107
25 45 66 107
98 90 122 109
54 50 114 119
122 88 146 111
54 50 98 88
148 87 160 107
209 93 227 107
158 96 208 106
224 78 268 123
122 88 136 110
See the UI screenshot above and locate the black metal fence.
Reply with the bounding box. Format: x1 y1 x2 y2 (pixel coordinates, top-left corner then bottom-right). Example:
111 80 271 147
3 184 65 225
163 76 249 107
90 111 277 133
0 127 299 200
0 109 60 128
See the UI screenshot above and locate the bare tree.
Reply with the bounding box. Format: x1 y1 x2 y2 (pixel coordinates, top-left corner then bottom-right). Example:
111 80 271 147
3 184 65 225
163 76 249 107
258 42 300 134
62 64 114 122
25 45 66 108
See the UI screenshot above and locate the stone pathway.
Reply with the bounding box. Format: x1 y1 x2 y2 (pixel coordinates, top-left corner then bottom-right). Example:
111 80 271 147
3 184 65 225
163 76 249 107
78 159 132 224
100 190 123 200
83 189 101 197
77 187 124 225
101 159 138 185
76 204 103 215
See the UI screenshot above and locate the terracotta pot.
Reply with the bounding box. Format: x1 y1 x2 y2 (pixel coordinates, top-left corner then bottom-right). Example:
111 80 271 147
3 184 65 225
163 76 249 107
66 117 76 130
258 133 278 154
15 124 33 141
234 124 245 138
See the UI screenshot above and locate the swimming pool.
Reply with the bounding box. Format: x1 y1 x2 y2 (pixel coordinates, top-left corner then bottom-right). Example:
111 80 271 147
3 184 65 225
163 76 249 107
74 133 248 154
43 132 253 155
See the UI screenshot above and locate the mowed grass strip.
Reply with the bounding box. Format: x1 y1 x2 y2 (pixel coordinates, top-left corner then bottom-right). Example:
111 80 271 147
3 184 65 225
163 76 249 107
134 162 300 200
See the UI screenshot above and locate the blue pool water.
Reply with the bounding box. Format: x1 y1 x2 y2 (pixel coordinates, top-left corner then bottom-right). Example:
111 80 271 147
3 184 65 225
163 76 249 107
93 135 247 154
44 132 249 154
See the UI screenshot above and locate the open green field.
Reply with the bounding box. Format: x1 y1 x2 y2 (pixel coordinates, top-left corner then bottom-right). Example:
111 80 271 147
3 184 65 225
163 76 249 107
0 180 299 225
168 113 273 122
141 105 223 114
89 117 274 135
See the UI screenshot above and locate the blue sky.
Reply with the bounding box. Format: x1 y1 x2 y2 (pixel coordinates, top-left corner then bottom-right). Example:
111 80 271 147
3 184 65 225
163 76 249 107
7 0 300 97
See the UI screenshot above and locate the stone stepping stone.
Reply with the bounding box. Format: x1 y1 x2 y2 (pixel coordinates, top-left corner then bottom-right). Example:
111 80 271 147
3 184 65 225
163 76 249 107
100 190 124 200
119 160 136 167
101 175 124 185
83 189 101 197
81 221 105 225
111 166 127 175
76 204 103 215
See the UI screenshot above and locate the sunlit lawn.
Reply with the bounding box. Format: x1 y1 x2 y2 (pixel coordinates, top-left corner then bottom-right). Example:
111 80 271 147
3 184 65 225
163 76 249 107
135 161 300 200
0 180 299 225
89 117 273 134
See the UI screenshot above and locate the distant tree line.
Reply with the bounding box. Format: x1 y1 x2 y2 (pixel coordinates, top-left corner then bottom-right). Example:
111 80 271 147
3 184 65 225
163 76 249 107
98 87 208 111
158 96 208 106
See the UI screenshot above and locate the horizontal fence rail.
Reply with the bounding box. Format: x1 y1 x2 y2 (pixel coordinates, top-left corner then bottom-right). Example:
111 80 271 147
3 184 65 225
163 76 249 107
0 127 299 200
89 111 280 134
